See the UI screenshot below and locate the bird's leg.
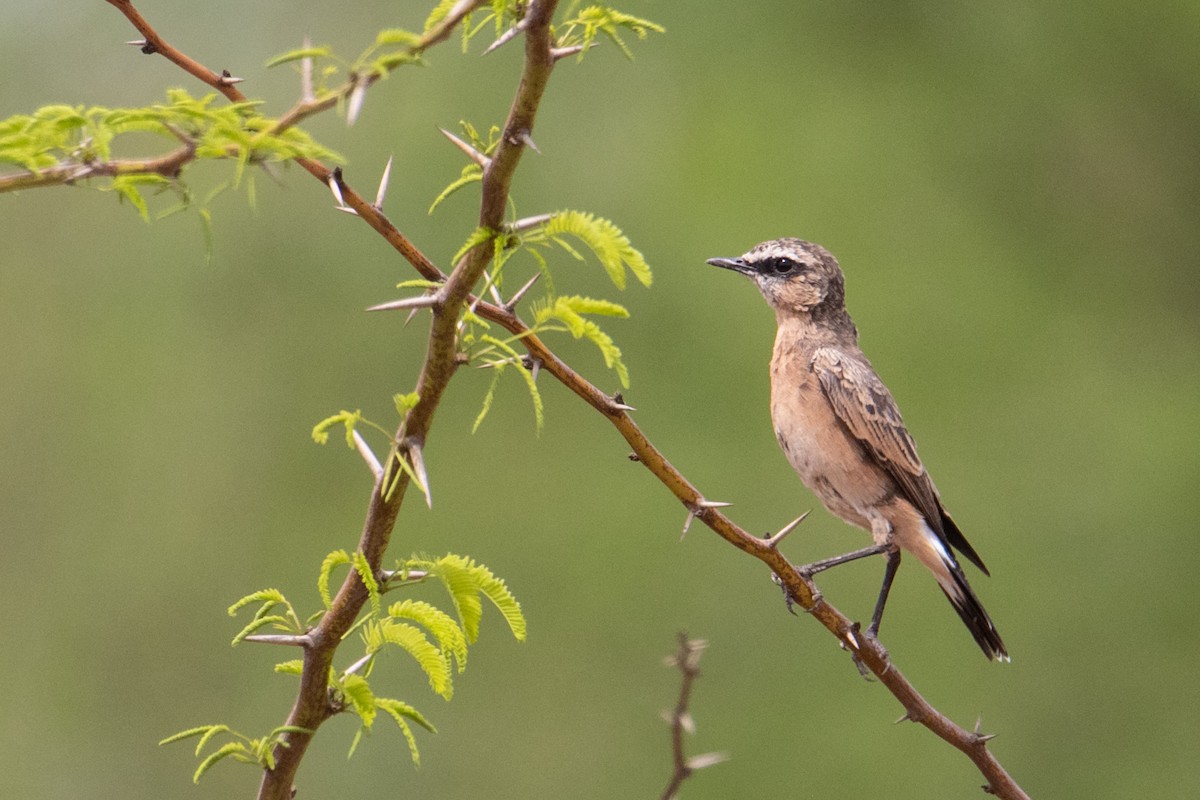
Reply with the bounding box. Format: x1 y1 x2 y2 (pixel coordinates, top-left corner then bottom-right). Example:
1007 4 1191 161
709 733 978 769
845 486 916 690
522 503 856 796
866 547 902 639
796 544 888 577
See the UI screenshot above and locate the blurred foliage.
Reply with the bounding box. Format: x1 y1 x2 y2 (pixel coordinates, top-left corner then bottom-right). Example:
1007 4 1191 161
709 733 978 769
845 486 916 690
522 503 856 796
1 1 1198 799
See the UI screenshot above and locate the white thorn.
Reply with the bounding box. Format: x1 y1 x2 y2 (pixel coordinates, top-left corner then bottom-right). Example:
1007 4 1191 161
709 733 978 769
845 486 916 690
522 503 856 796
505 213 554 233
504 272 541 309
352 430 384 481
529 359 541 383
681 510 696 539
845 629 859 649
686 753 730 771
219 73 245 85
518 131 541 154
695 499 733 509
347 76 367 126
482 20 527 55
365 293 440 312
550 44 586 61
335 205 359 215
611 402 637 412
241 634 310 647
327 174 346 206
438 127 491 168
408 441 431 509
374 155 393 209
300 36 315 103
679 711 695 735
125 39 148 47
344 652 373 676
765 510 811 548
481 269 505 306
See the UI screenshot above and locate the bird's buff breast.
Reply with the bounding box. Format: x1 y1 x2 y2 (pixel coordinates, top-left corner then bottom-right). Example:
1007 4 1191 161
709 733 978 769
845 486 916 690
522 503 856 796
769 367 883 530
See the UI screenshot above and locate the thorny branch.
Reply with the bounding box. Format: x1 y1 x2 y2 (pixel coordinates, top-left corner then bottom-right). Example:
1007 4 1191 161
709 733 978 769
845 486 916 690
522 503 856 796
93 2 1031 799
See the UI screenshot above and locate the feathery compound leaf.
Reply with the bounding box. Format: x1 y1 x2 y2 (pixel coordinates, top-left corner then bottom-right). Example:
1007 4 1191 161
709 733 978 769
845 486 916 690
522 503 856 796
159 724 226 747
274 660 304 675
192 741 251 784
477 335 544 432
312 409 363 447
429 163 482 214
265 46 332 68
423 555 526 643
541 211 652 289
341 674 377 727
559 6 665 60
388 599 469 672
453 226 497 264
227 588 287 617
379 620 453 699
533 295 631 387
351 550 382 617
472 365 504 434
318 549 352 608
376 697 433 765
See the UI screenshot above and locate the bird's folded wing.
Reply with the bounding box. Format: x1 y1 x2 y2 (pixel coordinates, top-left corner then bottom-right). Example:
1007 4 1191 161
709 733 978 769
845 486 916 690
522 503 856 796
811 346 946 535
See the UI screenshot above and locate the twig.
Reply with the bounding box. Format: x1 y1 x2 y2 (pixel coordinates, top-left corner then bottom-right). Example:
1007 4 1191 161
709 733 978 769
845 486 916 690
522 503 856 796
660 634 725 800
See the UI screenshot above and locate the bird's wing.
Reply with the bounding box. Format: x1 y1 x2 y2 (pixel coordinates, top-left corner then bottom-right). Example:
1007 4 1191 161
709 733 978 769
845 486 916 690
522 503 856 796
812 346 991 575
811 346 947 534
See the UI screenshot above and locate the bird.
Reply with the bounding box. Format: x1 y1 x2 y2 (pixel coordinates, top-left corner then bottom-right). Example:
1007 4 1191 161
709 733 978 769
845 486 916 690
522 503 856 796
708 238 1007 661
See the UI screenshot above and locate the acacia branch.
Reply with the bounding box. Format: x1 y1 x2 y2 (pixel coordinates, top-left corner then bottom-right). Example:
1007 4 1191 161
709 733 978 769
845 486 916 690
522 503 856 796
101 2 1027 797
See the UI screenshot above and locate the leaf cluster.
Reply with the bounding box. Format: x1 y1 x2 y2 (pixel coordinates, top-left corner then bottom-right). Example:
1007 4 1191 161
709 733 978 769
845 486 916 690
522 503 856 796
164 552 525 778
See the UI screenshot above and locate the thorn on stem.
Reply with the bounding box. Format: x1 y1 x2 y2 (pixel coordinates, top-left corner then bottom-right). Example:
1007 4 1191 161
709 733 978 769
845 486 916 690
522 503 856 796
763 510 811 549
503 272 541 310
438 127 491 168
218 69 245 85
374 155 394 209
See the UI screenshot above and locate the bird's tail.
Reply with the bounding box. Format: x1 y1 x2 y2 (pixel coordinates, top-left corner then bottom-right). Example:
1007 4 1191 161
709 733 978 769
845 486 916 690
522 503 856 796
936 562 1008 662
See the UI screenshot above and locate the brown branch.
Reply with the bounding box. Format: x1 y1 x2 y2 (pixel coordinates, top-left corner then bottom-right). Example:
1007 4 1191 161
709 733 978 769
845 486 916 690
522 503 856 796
0 142 194 193
100 2 1027 797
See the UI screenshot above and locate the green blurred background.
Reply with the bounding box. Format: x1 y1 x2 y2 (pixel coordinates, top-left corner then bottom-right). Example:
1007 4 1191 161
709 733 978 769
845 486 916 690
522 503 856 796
2 1 1197 797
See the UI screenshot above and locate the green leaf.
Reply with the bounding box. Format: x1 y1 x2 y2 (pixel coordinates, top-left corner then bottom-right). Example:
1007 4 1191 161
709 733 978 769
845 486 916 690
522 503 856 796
318 549 352 608
274 660 304 675
540 211 652 289
312 409 362 447
227 588 287 617
428 164 482 214
393 391 421 415
341 674 377 727
452 226 496 264
471 364 504 434
376 697 434 765
388 599 468 672
351 550 382 617
159 724 225 747
193 741 249 784
559 6 665 60
423 555 526 643
379 620 452 699
265 46 332 68
477 335 544 432
532 295 631 387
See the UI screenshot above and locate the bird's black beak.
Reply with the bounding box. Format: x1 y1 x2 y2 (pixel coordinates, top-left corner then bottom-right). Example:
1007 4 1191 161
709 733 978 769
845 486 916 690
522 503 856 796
707 256 754 275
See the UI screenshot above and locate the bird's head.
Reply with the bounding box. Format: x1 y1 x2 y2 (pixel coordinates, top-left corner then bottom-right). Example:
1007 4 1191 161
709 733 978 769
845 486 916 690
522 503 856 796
708 238 846 318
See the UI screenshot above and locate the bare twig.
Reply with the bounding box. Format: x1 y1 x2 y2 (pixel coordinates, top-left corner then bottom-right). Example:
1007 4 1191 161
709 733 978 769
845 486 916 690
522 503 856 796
661 634 725 800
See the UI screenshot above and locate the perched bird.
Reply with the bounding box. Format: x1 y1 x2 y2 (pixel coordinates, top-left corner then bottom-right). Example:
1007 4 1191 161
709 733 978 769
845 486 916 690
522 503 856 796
708 238 1007 661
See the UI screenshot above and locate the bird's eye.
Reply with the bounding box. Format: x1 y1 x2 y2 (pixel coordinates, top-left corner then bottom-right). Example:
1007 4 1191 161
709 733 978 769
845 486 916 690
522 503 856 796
766 257 797 275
